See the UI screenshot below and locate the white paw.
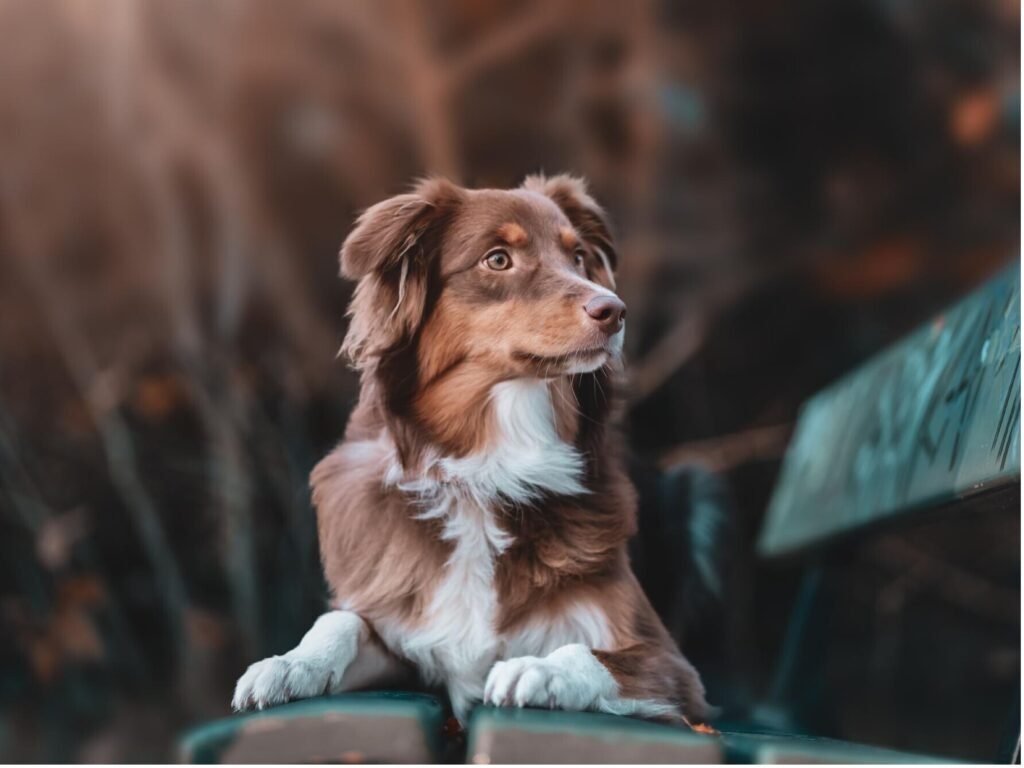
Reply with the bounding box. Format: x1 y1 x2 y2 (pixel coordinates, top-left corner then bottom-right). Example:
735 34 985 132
483 644 615 711
232 611 365 712
232 653 338 711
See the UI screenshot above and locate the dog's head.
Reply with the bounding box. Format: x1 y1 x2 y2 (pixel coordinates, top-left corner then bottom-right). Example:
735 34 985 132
341 174 622 373
339 174 624 455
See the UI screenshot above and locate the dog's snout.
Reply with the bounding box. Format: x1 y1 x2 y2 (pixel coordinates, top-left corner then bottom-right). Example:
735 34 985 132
584 294 626 334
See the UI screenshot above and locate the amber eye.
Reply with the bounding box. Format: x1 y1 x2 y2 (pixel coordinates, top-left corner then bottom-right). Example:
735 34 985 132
574 248 586 267
483 249 512 271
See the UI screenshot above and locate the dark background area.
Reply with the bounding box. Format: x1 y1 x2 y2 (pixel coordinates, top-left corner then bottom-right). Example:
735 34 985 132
0 0 1018 761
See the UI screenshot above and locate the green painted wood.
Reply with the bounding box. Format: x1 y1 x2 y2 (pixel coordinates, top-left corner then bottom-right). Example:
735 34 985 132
760 264 1020 557
464 706 722 764
720 730 957 764
178 692 444 764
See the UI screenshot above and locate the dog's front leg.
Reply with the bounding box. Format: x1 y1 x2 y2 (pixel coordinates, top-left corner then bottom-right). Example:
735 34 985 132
232 611 405 711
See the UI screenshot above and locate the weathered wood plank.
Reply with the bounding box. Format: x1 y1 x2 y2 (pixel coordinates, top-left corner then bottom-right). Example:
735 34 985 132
760 265 1020 557
465 707 722 764
178 692 444 764
729 733 955 764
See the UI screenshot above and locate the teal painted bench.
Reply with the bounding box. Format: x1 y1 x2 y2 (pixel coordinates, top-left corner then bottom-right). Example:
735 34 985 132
718 728 959 764
749 264 1019 762
760 264 1020 557
179 697 955 764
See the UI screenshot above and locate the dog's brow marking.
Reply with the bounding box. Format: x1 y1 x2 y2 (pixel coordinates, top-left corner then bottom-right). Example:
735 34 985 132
560 228 578 249
497 222 528 247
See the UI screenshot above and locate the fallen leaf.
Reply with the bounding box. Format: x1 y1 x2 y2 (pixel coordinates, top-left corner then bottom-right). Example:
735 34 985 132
682 715 720 735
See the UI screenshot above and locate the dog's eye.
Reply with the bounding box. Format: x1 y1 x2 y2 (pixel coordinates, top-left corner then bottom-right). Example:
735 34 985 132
574 248 586 267
483 249 512 271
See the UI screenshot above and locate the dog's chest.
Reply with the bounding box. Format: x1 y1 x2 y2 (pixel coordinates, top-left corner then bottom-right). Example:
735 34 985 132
378 492 505 685
377 379 611 699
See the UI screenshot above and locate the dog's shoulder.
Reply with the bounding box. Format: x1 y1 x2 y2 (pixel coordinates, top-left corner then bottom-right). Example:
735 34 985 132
311 435 452 620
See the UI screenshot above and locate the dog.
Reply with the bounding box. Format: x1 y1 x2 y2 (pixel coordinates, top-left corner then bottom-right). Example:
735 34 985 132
232 174 712 725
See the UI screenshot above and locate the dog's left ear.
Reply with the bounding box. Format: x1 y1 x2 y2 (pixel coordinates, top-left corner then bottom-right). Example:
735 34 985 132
339 178 463 367
522 173 618 289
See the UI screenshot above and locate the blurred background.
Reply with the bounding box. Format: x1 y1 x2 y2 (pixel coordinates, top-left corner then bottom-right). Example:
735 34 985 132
0 0 1018 762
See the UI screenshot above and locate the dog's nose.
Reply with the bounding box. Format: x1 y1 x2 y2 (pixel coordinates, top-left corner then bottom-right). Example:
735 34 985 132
584 295 627 334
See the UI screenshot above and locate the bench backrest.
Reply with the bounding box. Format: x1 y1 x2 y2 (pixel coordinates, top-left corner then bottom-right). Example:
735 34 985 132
759 263 1020 557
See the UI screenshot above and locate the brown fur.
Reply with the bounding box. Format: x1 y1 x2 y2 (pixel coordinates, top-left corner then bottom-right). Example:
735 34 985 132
314 174 711 721
312 441 451 626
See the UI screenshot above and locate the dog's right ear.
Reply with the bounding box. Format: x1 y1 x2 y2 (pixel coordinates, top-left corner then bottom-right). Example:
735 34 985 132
339 178 462 368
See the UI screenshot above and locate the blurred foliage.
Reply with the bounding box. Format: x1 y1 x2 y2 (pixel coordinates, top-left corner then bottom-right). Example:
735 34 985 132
0 0 1018 761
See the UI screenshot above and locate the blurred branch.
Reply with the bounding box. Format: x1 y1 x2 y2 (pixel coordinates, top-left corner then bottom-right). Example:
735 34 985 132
446 2 570 90
659 423 792 473
627 267 759 405
390 0 461 179
628 311 710 404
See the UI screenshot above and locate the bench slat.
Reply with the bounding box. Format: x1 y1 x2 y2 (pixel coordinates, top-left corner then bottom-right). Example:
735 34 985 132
178 692 444 764
722 731 957 764
465 707 723 764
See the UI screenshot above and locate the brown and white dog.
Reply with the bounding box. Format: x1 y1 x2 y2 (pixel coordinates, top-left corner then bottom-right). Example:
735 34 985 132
232 174 711 725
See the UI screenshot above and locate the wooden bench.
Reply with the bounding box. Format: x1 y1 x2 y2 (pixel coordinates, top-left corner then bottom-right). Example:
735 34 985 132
748 263 1019 763
179 266 1018 763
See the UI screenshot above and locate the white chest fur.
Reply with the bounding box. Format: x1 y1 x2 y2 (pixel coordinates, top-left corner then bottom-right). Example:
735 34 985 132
377 379 611 717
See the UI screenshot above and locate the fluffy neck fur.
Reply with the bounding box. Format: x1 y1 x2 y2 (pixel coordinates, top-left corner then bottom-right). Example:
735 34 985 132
407 378 588 504
378 376 584 503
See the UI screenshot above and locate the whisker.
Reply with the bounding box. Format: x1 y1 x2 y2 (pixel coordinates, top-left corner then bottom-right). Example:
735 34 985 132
591 371 602 404
551 375 581 421
564 367 605 428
